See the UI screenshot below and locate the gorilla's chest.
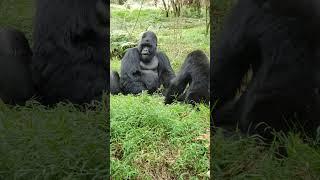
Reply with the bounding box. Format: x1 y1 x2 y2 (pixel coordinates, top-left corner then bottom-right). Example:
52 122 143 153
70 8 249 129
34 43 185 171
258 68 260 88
139 56 159 82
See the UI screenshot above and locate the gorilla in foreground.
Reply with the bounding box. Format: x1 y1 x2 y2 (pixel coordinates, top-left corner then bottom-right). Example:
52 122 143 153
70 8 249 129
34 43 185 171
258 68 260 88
0 28 34 105
165 50 209 105
31 0 108 105
119 31 175 94
212 0 320 140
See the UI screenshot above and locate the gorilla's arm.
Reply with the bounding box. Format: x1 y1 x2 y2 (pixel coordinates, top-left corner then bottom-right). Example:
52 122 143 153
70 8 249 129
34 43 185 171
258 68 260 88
120 48 146 94
212 0 257 109
157 51 175 88
164 71 189 104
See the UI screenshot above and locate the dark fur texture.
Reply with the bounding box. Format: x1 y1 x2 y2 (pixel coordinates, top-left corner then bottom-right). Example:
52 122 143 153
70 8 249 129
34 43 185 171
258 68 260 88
31 0 109 105
165 50 209 105
0 27 34 104
120 31 175 94
268 0 320 21
110 71 120 94
212 0 320 139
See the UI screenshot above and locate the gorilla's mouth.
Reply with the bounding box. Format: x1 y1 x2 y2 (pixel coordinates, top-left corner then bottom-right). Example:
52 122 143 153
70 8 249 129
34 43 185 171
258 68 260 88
141 54 150 59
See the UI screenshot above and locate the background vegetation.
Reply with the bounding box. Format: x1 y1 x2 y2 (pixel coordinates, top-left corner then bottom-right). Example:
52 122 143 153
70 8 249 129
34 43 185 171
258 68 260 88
0 1 109 179
212 0 320 179
111 0 210 179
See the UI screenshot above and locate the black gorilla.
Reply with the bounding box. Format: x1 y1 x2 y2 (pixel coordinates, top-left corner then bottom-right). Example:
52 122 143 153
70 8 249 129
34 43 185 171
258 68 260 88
212 0 320 139
31 0 109 105
120 31 175 94
110 71 121 94
0 27 34 105
165 50 209 105
269 0 320 23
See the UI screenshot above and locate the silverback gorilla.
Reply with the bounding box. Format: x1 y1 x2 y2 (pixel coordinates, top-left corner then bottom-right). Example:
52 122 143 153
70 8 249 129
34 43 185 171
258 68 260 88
165 50 209 105
119 31 175 94
212 0 320 140
0 28 34 104
31 0 108 105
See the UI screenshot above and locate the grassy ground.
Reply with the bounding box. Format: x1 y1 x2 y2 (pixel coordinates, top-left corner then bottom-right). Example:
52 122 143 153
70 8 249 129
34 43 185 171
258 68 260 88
111 3 210 179
111 93 209 179
212 1 320 179
0 1 109 179
0 100 109 179
212 132 320 179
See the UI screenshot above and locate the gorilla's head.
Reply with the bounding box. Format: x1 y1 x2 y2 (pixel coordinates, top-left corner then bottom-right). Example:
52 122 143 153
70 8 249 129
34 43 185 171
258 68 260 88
138 31 158 63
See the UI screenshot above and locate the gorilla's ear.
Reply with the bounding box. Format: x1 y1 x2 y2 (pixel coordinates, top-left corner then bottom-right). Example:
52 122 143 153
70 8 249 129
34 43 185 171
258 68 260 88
137 42 142 52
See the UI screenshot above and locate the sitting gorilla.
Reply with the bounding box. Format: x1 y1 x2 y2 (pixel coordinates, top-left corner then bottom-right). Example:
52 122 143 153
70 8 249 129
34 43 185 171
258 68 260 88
165 50 209 105
110 71 121 94
212 0 320 139
0 27 34 105
31 0 108 105
120 31 175 94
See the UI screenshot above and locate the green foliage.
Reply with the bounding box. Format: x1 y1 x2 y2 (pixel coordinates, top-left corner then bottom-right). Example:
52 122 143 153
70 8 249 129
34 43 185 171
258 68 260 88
111 93 209 179
111 32 137 59
181 6 207 18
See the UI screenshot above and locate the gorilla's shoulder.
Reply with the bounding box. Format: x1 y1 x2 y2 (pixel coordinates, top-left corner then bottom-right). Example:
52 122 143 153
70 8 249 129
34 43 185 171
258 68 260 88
122 47 140 60
125 47 139 54
156 51 169 59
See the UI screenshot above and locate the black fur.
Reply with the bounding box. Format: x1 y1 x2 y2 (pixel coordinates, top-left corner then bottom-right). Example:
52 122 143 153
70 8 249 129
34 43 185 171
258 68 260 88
212 0 320 139
165 50 209 105
31 0 109 105
268 0 320 21
0 27 34 104
110 71 120 94
120 31 175 94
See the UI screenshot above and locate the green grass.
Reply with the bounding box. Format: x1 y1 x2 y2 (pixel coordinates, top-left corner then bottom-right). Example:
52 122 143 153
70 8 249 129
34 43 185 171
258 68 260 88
0 1 109 178
111 93 209 179
0 100 109 179
212 132 320 179
111 4 210 178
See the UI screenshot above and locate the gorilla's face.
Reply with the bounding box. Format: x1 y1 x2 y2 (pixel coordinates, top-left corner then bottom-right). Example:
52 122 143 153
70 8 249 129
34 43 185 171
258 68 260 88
138 31 157 63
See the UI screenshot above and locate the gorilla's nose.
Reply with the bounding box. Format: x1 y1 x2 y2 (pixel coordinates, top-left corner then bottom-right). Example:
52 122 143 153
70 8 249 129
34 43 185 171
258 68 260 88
142 49 149 54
